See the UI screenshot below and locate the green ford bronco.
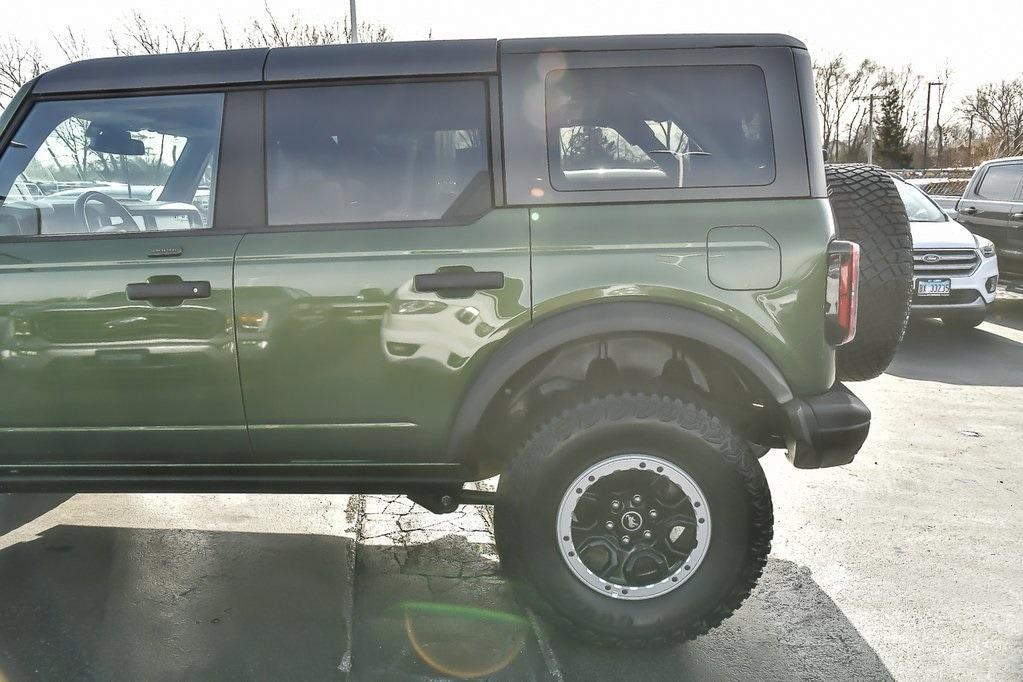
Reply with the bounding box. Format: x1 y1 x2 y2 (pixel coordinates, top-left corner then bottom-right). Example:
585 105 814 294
0 34 912 644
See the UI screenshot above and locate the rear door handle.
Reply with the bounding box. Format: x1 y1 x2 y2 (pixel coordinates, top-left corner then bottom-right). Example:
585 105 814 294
1010 212 1023 221
126 281 211 301
959 206 978 215
414 271 504 294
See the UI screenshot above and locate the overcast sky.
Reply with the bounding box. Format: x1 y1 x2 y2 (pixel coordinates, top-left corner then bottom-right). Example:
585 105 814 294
10 0 1022 102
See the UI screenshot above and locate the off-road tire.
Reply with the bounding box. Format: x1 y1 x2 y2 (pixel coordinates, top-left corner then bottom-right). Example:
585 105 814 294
826 164 913 381
493 392 773 647
749 442 771 458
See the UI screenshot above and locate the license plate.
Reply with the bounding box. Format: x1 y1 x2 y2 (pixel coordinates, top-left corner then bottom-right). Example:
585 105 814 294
916 278 951 296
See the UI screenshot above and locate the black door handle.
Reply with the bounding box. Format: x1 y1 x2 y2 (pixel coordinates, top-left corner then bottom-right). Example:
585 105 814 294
414 271 504 294
959 206 978 215
126 281 211 301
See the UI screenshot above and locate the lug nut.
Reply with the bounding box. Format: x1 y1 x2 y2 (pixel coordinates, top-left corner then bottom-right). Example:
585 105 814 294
621 535 631 545
648 509 658 520
611 499 622 511
632 494 642 505
605 521 614 530
642 530 652 540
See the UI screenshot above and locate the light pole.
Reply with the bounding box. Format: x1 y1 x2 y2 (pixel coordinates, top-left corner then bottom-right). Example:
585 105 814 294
923 81 943 168
967 114 975 166
349 0 359 43
855 92 881 165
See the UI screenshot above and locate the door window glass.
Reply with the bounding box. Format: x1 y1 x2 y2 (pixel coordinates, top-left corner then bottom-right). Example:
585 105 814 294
555 124 666 185
265 81 491 226
0 93 223 236
976 164 1023 201
545 65 775 191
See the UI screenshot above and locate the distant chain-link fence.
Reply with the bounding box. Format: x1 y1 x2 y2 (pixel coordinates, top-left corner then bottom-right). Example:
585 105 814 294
888 167 976 196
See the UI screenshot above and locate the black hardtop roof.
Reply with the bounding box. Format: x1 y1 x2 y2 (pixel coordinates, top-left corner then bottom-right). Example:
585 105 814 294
500 33 805 53
32 34 805 95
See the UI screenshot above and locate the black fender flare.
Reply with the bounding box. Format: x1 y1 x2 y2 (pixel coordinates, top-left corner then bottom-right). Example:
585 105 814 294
447 301 795 463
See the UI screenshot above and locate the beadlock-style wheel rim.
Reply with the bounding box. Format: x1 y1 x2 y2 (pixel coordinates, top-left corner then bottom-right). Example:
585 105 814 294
556 454 711 600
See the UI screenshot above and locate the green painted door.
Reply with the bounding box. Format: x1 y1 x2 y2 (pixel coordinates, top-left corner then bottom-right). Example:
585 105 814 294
234 211 530 463
0 236 248 463
234 79 530 463
0 91 248 464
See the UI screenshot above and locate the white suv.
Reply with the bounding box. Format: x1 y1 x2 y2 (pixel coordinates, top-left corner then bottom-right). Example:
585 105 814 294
894 176 999 329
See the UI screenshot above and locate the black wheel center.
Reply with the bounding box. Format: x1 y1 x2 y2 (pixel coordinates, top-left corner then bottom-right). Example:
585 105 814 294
621 511 643 531
569 467 700 588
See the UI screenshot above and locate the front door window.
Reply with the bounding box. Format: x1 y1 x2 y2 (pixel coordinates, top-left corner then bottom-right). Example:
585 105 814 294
0 93 223 236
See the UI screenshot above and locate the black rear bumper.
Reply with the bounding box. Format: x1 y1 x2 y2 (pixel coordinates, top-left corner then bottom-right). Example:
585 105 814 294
782 383 871 469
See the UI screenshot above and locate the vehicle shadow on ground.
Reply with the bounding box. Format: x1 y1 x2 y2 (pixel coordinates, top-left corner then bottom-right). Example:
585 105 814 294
886 315 1023 387
0 525 891 681
0 494 73 535
986 296 1023 333
0 524 356 681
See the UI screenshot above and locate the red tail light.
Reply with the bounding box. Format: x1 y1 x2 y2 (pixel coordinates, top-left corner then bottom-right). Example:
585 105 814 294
825 240 860 346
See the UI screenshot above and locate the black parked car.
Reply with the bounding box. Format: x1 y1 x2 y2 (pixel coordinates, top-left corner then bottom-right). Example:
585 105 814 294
942 158 1023 273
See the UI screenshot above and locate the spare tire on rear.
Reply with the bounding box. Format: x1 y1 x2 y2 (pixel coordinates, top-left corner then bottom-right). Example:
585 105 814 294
825 164 913 381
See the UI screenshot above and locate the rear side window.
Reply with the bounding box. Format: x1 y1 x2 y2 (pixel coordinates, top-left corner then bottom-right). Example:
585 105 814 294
265 81 491 226
545 65 775 191
975 164 1023 201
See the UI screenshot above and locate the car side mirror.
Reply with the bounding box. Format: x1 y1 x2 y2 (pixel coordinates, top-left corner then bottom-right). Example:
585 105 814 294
822 146 830 162
86 125 146 156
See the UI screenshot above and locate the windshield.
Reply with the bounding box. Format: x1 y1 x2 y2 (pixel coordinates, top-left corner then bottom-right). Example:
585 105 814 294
894 178 947 223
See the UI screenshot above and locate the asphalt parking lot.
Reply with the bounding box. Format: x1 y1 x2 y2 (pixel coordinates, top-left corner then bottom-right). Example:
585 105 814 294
0 287 1020 681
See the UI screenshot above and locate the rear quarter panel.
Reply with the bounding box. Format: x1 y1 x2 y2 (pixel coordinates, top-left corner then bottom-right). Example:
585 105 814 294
530 198 836 396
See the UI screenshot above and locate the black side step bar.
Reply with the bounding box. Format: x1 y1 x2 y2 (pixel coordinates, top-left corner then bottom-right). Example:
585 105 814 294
408 487 496 514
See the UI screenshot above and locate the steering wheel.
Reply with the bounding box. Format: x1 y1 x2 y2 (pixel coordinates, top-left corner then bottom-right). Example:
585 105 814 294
73 190 141 233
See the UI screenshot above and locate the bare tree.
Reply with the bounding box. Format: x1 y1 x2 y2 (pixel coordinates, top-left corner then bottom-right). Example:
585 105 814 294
1 6 394 110
110 11 207 55
814 55 879 161
931 118 974 167
241 3 392 47
215 17 236 51
0 36 46 106
814 56 843 154
961 78 1023 157
356 23 393 44
931 66 953 165
53 27 91 63
844 97 873 161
